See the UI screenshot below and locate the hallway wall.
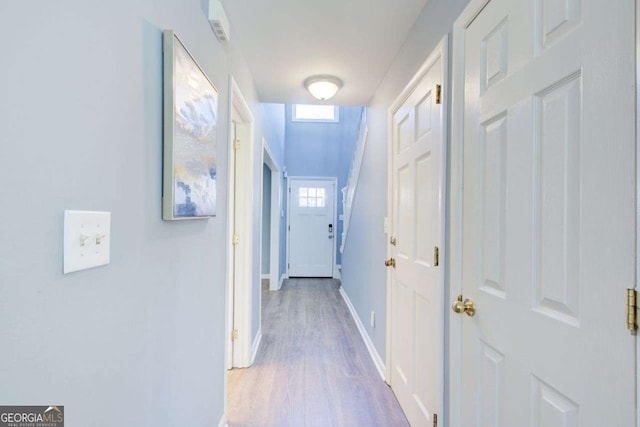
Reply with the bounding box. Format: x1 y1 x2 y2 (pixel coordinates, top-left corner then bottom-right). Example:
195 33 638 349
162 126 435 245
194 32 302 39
340 0 471 363
284 106 363 267
252 103 286 340
0 1 269 425
256 104 286 286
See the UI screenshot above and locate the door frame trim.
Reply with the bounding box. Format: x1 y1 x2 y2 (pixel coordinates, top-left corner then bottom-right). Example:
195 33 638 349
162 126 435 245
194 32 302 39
286 176 338 279
385 34 449 414
225 76 255 370
261 139 282 291
635 0 639 423
449 1 496 425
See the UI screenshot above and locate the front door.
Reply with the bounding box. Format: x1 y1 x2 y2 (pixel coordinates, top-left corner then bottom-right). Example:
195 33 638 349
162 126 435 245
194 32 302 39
288 178 336 278
454 0 636 425
389 41 446 426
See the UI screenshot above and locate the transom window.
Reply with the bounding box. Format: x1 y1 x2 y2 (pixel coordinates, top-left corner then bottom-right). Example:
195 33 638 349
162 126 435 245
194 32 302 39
299 187 326 208
292 105 339 122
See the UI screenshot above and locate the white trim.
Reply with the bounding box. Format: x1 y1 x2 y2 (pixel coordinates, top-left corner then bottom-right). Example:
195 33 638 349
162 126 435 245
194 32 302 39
217 413 228 427
262 141 282 292
386 35 449 417
226 76 255 370
636 0 640 424
339 287 385 380
286 176 339 278
250 328 262 364
341 110 368 253
260 274 270 280
449 3 490 426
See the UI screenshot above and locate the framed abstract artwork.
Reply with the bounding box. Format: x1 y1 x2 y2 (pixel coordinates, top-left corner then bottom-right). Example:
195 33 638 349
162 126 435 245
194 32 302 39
162 30 218 220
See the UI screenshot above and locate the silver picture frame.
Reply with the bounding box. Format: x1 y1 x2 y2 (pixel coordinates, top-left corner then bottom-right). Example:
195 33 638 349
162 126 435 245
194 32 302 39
162 30 219 220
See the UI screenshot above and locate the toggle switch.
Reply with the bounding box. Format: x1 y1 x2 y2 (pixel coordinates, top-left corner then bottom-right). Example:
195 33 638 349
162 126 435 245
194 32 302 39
79 234 91 247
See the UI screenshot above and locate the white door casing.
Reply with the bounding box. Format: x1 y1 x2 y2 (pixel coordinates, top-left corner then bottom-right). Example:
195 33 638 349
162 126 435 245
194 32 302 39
387 37 448 427
226 77 255 370
450 1 636 426
287 177 337 278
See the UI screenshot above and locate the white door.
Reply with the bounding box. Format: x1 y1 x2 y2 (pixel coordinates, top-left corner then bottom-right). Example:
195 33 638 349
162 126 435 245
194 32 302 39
389 41 445 426
288 178 336 277
453 0 636 426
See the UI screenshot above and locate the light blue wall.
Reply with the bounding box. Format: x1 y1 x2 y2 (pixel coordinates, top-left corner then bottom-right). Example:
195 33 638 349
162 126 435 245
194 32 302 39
284 106 363 267
340 0 471 366
260 103 286 167
258 103 286 284
261 164 271 274
0 1 267 425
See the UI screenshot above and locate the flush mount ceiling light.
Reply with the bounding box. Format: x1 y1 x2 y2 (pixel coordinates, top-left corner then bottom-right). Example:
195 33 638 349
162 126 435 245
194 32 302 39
304 75 343 101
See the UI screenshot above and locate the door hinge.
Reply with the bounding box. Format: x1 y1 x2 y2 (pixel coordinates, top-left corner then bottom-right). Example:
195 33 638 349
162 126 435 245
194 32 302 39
390 236 397 246
435 84 442 104
434 246 440 267
433 413 438 427
627 289 637 334
233 139 240 150
232 234 240 245
231 329 239 341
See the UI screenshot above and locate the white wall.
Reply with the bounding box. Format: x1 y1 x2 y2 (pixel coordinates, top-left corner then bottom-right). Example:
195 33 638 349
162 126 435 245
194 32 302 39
0 0 266 425
340 0 471 361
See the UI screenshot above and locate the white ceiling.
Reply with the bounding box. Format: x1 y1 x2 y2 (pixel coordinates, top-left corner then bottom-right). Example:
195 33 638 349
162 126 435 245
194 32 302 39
221 0 428 106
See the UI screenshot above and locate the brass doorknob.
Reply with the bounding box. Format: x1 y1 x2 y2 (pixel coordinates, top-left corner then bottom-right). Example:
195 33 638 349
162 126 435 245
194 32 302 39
463 298 476 317
452 295 464 313
384 258 396 268
452 295 476 317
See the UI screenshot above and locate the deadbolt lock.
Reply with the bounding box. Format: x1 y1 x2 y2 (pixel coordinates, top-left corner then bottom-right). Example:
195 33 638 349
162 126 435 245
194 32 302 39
384 258 396 268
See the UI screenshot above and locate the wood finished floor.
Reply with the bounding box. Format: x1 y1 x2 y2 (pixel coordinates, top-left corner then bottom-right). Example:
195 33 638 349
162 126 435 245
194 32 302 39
228 278 409 427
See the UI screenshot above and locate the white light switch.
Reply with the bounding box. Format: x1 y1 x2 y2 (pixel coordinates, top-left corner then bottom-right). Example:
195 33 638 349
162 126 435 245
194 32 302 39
64 210 111 274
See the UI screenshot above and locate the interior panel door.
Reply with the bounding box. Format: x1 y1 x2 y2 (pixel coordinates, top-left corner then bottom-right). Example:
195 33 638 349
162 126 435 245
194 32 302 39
456 0 636 426
390 50 445 427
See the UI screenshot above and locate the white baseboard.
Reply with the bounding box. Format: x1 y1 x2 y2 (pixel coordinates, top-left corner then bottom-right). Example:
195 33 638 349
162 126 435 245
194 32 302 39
260 273 270 280
278 274 287 290
218 413 227 427
250 328 262 364
339 287 385 380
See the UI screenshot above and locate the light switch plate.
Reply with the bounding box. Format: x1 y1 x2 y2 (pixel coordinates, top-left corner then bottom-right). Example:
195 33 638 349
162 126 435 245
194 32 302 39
64 210 111 274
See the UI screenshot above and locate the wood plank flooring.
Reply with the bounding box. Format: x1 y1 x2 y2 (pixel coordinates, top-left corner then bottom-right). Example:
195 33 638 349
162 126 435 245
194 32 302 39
228 278 409 427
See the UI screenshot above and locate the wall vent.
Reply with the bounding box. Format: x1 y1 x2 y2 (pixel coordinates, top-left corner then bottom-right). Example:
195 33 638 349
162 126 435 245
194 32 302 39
208 0 230 42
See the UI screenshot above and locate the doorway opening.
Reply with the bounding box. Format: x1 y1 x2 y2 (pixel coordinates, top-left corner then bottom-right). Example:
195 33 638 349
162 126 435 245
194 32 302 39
261 140 282 291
